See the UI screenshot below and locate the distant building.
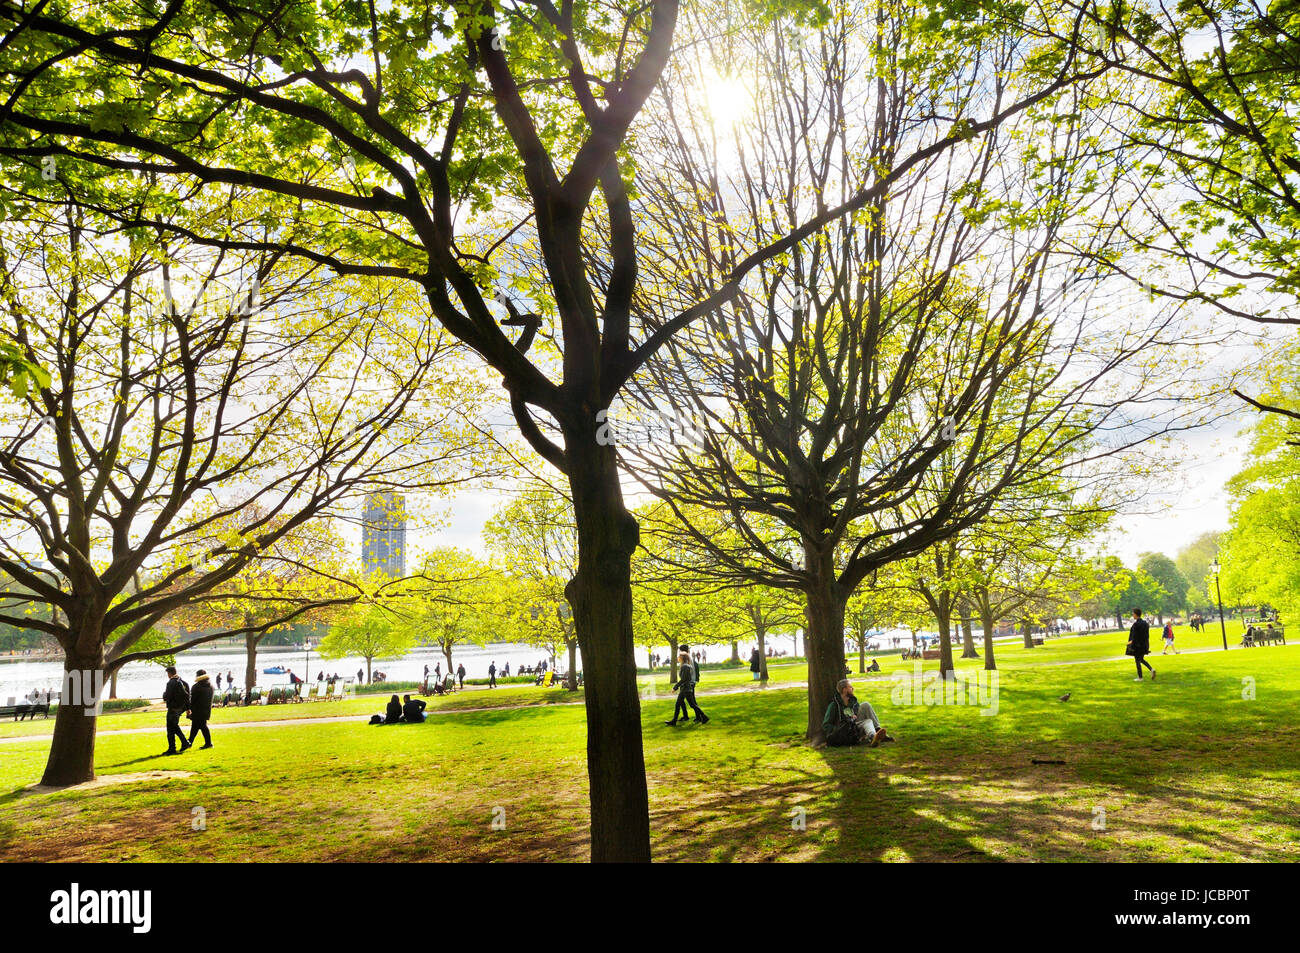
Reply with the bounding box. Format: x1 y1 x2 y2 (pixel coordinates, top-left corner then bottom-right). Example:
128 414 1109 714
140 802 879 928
362 492 406 577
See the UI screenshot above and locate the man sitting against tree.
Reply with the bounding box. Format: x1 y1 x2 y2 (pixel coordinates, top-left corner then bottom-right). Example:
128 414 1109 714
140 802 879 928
823 678 894 747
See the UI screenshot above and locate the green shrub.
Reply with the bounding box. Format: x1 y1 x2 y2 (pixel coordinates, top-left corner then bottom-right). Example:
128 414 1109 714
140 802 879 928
102 697 151 712
464 675 537 686
354 680 421 695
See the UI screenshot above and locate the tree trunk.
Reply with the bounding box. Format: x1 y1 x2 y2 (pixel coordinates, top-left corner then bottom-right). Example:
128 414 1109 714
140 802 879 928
566 638 579 691
936 605 955 678
730 640 739 663
803 548 847 745
244 630 258 692
109 668 118 700
979 603 998 671
564 430 650 863
1022 618 1035 649
858 635 866 673
960 612 979 659
40 645 105 786
366 656 373 684
756 627 769 681
443 643 453 677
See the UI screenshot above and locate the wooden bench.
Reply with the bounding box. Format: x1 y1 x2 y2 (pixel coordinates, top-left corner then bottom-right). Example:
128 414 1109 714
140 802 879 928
0 696 55 720
1031 637 1045 647
1245 626 1285 646
921 649 942 660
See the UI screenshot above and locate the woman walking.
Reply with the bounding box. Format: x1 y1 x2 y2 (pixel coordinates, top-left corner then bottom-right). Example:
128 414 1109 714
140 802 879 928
666 650 709 725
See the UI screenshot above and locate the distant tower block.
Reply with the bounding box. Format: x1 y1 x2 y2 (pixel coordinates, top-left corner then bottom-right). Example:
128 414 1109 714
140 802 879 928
362 492 406 577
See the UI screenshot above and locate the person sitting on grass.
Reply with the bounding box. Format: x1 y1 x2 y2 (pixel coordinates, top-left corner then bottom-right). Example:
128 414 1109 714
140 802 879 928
866 658 881 672
384 694 402 724
823 678 893 747
402 694 426 723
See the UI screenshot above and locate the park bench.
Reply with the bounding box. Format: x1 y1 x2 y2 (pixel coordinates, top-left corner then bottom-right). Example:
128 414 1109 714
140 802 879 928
536 670 555 687
0 693 56 720
1031 637 1045 646
921 649 942 660
1244 625 1286 647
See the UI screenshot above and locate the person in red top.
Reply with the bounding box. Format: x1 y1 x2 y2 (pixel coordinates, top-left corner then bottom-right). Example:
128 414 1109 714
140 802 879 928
1161 620 1178 654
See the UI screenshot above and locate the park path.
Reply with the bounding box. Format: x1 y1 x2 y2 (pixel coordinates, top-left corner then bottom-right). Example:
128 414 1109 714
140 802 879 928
3 641 1290 747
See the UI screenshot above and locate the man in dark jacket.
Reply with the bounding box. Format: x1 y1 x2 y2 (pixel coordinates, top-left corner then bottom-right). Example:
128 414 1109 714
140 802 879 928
749 648 763 681
823 679 892 747
1127 608 1155 681
162 666 191 754
402 694 427 723
488 660 497 688
457 663 466 689
187 669 215 749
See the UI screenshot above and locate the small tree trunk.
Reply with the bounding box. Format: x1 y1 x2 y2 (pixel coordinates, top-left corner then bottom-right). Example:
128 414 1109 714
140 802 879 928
667 636 679 683
960 612 978 659
566 638 578 690
979 604 998 672
366 656 373 684
443 643 453 677
936 602 956 678
109 669 118 700
730 640 739 663
1022 618 1035 649
756 627 769 681
244 630 258 692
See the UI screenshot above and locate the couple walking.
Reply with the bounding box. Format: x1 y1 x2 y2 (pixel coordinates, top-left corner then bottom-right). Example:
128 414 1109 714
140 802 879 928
163 666 215 754
665 647 709 726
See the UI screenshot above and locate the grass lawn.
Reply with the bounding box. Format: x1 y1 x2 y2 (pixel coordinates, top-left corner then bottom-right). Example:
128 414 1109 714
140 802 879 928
0 623 1295 862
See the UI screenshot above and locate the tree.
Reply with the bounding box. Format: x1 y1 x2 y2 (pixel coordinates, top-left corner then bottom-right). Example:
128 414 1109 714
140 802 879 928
483 484 580 688
1176 532 1222 603
1219 355 1300 616
402 548 496 680
318 602 414 685
625 3 1195 737
0 202 474 786
730 585 801 681
1137 552 1191 621
1045 1 1300 426
0 0 1105 858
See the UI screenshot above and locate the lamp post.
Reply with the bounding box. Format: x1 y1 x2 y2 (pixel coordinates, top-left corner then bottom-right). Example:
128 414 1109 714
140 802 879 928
304 639 312 698
1209 560 1228 651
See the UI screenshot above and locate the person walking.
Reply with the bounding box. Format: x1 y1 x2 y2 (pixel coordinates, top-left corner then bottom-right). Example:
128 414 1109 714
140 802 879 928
162 666 191 755
1127 608 1155 681
1161 620 1178 654
749 647 762 681
665 650 708 725
357 667 365 684
457 663 466 690
187 669 215 749
488 661 497 688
